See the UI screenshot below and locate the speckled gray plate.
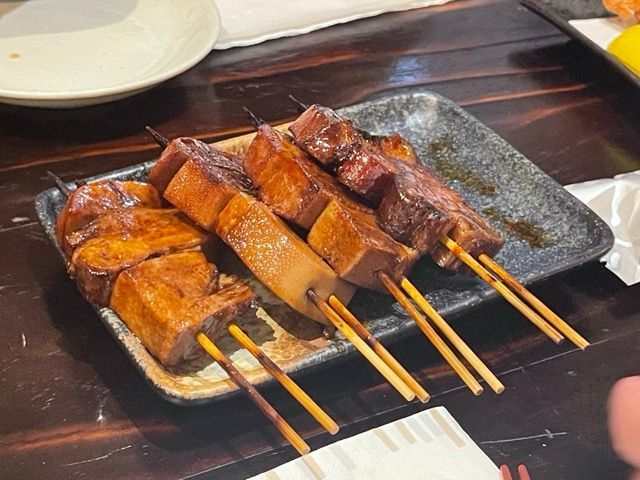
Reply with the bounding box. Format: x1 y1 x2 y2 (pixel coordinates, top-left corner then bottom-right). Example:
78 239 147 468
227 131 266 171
521 0 640 88
35 92 613 405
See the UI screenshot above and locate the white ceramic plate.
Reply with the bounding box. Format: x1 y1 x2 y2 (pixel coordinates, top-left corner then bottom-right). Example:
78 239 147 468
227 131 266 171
0 0 220 108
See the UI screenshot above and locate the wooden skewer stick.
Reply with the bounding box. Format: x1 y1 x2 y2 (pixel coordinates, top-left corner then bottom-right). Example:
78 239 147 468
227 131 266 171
377 272 484 396
227 323 340 434
242 106 267 129
399 277 504 394
46 171 75 197
145 126 170 149
287 95 309 113
440 236 564 344
328 295 430 403
307 289 416 402
478 254 589 350
195 332 310 455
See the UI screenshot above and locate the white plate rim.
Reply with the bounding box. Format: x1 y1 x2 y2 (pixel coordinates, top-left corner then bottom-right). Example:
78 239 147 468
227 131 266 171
0 0 221 103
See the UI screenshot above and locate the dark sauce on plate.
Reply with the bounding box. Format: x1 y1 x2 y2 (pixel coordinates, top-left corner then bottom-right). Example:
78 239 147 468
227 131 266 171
428 137 498 196
482 206 554 248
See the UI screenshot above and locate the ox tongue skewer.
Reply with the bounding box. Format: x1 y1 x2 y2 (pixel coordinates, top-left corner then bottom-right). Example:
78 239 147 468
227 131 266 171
377 271 484 396
398 277 504 394
441 236 564 344
50 174 314 456
477 254 589 350
196 332 310 455
144 134 419 405
227 323 340 434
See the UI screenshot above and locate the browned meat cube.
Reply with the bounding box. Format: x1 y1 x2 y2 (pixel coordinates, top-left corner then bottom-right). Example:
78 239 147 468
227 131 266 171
68 209 209 306
56 180 162 251
289 104 419 166
163 151 254 231
334 143 398 204
307 200 419 291
244 123 361 229
149 137 246 194
404 164 504 271
332 140 504 272
377 172 455 254
110 251 254 367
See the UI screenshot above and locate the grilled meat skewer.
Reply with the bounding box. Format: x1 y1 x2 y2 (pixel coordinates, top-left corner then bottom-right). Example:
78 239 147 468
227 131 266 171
149 139 356 324
287 103 504 272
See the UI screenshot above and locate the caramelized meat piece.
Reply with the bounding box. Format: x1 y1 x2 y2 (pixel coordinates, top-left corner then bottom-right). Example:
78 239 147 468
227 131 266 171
56 180 161 251
245 124 419 290
156 140 355 324
331 139 503 272
244 123 362 229
377 172 455 253
149 137 246 194
402 164 504 270
307 200 418 291
163 150 254 231
110 251 254 367
288 104 419 165
334 142 398 204
68 209 208 305
215 193 356 324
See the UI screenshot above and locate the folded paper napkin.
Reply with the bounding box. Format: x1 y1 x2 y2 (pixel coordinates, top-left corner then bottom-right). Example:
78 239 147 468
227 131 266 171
214 0 454 50
248 407 499 480
565 170 640 285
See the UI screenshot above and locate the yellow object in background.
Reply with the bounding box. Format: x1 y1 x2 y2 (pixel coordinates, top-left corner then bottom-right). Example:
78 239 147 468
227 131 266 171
607 25 640 74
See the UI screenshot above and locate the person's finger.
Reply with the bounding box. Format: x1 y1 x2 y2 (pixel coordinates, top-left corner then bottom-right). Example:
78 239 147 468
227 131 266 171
608 376 640 469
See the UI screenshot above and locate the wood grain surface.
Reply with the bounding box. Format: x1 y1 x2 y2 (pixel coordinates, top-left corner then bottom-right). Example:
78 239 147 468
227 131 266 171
1 1 639 479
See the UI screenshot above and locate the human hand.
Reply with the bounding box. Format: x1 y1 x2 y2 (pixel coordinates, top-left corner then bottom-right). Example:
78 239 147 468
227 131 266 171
608 376 640 472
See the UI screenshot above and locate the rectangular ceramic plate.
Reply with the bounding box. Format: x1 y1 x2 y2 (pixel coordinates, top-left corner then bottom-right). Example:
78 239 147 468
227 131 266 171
520 0 640 87
35 92 613 405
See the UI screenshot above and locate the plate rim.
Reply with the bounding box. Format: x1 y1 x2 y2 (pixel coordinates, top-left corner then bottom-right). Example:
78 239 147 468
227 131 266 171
0 0 221 102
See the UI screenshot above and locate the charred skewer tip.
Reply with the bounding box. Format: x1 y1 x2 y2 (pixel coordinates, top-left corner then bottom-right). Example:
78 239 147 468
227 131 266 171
145 126 170 149
287 95 309 113
46 171 75 199
241 106 266 130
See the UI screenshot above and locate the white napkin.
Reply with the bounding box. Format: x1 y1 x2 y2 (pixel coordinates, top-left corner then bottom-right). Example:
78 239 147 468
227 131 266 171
214 0 454 50
569 16 635 49
248 406 499 480
565 170 640 286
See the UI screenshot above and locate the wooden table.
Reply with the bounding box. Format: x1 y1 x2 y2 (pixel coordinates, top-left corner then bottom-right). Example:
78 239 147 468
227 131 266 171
1 1 639 478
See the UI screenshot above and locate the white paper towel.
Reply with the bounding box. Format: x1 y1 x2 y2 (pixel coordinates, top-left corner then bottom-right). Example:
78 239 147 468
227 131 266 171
248 407 499 480
569 16 635 49
214 0 454 50
565 170 640 285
